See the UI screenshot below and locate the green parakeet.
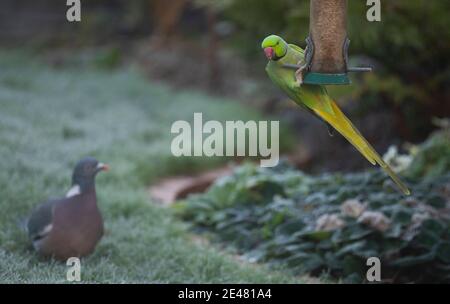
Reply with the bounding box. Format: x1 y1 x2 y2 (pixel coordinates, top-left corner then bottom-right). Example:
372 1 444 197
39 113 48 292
262 34 410 195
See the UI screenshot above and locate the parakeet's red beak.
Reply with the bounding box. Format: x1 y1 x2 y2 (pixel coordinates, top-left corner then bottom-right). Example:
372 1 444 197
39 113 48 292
264 47 274 60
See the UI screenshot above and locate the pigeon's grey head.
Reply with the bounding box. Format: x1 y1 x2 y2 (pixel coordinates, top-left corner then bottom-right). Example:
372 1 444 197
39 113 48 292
72 157 109 191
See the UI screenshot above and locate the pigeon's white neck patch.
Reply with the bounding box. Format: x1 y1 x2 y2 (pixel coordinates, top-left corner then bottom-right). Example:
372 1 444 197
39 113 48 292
66 184 81 197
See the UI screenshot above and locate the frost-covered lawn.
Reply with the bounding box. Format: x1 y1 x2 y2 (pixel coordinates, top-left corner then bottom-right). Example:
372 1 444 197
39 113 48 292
0 51 300 283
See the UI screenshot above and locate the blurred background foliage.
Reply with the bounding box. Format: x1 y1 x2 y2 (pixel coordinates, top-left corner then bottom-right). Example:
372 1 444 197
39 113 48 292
2 0 447 171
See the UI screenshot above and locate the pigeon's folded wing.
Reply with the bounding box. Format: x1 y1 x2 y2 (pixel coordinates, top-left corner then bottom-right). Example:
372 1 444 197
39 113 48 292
27 199 57 241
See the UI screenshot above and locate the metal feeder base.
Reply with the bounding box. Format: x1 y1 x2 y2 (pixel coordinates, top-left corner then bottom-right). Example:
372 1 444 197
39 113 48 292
303 72 351 85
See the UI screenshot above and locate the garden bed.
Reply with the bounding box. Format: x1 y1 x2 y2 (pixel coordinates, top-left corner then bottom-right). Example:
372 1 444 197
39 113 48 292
177 129 450 283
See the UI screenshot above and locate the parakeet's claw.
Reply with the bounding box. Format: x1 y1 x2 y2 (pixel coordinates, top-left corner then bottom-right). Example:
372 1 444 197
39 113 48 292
295 66 305 86
295 36 314 86
295 59 308 86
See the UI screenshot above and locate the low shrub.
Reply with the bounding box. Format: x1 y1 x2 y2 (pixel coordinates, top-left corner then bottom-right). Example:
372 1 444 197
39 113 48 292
177 130 450 283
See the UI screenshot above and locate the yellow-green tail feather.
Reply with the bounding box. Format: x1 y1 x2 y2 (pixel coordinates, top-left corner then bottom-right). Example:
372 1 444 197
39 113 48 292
311 99 411 195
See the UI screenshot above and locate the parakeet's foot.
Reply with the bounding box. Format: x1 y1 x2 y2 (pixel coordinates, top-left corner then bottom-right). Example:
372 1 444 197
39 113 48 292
295 61 308 86
295 68 304 86
295 51 309 86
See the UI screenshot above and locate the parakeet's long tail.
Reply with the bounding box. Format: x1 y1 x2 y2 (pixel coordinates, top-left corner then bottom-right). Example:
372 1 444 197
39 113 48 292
310 99 411 195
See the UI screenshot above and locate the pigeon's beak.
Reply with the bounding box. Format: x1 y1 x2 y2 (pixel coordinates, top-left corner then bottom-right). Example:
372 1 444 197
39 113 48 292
264 47 274 60
96 163 110 172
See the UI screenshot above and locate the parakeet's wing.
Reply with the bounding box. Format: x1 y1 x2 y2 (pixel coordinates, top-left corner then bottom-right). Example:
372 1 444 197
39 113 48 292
288 44 305 55
266 46 335 124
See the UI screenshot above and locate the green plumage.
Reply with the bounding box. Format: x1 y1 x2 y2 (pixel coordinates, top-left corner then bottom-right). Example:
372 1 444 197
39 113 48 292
262 35 410 195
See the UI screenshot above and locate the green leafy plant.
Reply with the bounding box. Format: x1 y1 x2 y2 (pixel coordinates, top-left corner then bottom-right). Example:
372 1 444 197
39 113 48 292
177 131 450 283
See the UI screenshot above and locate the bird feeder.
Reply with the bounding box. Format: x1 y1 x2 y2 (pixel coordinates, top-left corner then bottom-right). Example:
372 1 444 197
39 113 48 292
293 0 371 85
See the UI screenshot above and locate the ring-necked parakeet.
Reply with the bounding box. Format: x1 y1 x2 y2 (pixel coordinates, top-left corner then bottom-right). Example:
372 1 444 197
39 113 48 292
262 34 410 195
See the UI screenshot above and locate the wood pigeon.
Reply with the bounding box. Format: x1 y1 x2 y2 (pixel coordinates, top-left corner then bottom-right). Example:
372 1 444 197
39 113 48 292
26 157 108 260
